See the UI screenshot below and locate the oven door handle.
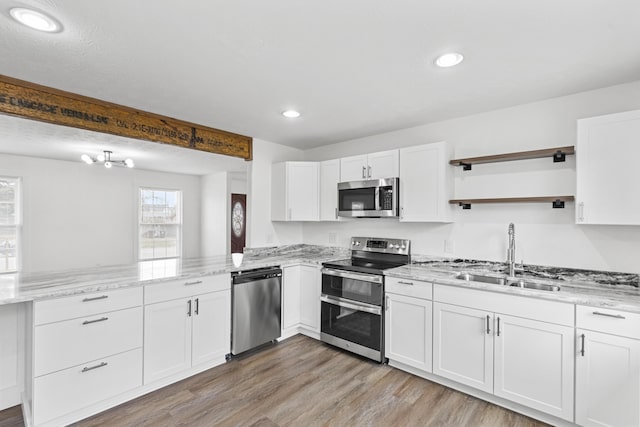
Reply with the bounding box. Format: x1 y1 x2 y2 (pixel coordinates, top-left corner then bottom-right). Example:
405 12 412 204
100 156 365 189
321 268 383 284
320 295 382 316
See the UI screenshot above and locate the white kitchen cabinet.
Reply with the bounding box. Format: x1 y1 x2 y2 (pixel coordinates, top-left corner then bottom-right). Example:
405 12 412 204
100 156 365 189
319 159 340 221
494 314 574 420
576 109 640 225
385 288 433 373
340 149 399 181
144 298 192 382
282 266 301 336
575 306 640 427
399 141 452 222
433 302 494 393
143 274 231 384
432 284 575 421
283 265 321 338
271 161 319 221
298 265 321 333
30 287 144 426
192 290 231 366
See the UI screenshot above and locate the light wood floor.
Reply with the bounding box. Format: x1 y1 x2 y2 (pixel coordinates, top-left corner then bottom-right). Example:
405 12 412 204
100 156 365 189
0 335 548 427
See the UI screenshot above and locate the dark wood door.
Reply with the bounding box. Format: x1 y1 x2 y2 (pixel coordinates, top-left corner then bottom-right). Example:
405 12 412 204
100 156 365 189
230 194 246 253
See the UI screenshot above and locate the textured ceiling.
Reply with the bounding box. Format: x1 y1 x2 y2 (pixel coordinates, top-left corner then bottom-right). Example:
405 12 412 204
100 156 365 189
0 0 639 170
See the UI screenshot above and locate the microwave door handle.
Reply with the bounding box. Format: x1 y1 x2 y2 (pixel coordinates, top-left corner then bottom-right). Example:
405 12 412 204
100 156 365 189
375 186 381 211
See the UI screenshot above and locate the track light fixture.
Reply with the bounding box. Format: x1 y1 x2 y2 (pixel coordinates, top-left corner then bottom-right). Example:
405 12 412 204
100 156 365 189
81 150 134 168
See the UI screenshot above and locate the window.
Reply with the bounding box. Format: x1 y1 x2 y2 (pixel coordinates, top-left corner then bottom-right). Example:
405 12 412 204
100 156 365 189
139 188 181 260
0 177 20 273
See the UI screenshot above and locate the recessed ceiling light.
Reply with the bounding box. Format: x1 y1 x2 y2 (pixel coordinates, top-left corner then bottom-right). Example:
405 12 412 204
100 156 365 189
9 7 62 33
435 52 464 68
282 110 301 119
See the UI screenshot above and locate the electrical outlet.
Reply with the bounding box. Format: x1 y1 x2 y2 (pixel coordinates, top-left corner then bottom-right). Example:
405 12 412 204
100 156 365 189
444 239 454 254
328 232 337 244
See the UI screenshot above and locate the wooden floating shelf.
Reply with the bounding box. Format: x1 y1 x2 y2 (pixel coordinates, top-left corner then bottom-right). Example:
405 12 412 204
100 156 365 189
450 145 575 170
450 196 575 209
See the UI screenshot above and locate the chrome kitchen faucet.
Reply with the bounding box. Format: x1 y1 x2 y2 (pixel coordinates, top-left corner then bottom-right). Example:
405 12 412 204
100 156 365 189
507 223 516 278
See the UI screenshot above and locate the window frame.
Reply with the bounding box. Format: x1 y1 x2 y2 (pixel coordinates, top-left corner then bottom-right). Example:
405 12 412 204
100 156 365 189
137 187 182 262
0 176 21 274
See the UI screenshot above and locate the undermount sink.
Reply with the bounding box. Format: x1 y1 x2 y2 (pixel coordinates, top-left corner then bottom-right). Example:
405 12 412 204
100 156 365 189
454 272 561 292
454 272 507 286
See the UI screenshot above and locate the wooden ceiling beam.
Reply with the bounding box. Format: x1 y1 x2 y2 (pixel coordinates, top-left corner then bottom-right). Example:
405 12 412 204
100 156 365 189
0 74 252 160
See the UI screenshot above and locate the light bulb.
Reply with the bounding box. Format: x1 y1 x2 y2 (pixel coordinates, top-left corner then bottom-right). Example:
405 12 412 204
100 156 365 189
282 110 301 118
80 154 94 164
104 161 112 169
435 52 464 68
96 153 105 162
9 8 62 33
124 158 134 168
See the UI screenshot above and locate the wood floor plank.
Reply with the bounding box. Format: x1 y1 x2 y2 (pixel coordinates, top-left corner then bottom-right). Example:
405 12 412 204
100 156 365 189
1 335 550 427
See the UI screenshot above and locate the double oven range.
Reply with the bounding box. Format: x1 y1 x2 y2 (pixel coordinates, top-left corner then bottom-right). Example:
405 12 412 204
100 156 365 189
320 237 411 362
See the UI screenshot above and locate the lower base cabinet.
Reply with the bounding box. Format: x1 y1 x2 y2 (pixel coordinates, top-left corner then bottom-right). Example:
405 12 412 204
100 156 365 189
575 305 640 427
385 281 433 372
431 285 575 422
282 265 320 338
144 286 230 384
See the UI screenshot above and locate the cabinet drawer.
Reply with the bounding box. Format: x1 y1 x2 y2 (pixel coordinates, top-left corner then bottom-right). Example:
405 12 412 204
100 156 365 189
386 276 432 300
576 305 640 339
433 284 574 326
34 306 142 377
145 273 230 304
35 287 142 326
33 348 142 426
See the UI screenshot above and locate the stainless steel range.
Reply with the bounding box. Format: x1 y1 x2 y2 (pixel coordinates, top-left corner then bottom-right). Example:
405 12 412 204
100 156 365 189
320 237 411 362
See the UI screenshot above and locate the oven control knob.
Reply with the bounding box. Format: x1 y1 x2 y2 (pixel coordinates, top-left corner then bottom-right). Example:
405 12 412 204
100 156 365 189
401 245 406 249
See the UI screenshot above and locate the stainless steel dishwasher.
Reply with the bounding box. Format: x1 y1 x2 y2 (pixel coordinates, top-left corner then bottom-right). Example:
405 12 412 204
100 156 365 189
231 266 282 355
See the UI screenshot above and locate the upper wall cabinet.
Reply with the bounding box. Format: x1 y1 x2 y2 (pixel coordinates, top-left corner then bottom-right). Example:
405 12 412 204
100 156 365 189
576 110 640 225
399 142 452 222
340 149 399 181
319 159 340 221
272 162 319 221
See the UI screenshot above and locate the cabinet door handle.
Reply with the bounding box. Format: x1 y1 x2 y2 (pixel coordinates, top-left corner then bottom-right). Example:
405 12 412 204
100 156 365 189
187 300 192 317
82 316 109 325
184 280 203 286
335 207 338 219
385 295 389 311
486 315 491 334
368 165 372 178
580 333 586 356
195 298 199 315
593 311 626 319
81 361 108 373
362 166 366 179
82 295 108 302
496 317 501 336
397 281 414 286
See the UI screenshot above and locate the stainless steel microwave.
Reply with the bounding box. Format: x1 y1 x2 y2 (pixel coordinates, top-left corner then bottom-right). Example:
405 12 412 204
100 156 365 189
337 177 399 218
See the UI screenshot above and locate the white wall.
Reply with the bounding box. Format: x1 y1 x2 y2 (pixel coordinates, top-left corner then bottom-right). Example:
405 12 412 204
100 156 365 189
302 80 640 274
201 172 228 257
246 138 305 248
0 154 201 273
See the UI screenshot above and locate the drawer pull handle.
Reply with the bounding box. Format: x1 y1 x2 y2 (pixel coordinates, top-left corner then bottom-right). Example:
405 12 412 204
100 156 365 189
82 316 109 325
184 280 203 286
81 362 108 373
593 311 626 319
397 281 414 286
82 295 108 302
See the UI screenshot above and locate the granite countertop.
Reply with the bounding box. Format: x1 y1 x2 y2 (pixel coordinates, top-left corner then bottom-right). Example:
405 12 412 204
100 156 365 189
0 244 349 306
2 244 640 314
386 257 640 314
